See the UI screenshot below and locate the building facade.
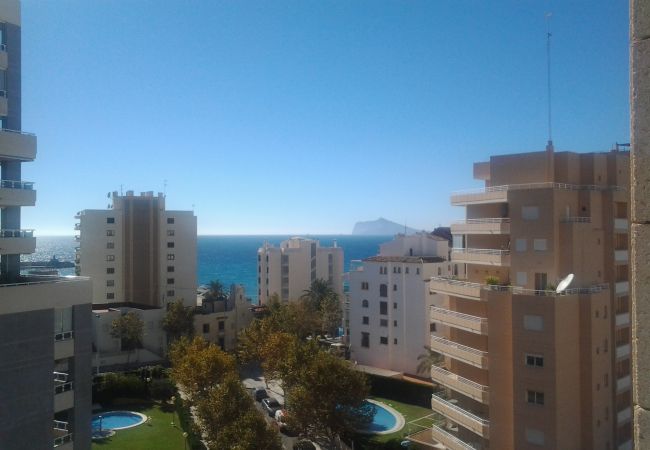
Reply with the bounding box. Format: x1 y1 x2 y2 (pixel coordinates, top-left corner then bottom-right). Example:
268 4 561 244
257 237 344 305
0 2 92 448
75 191 197 308
409 147 631 450
348 233 461 376
194 284 254 351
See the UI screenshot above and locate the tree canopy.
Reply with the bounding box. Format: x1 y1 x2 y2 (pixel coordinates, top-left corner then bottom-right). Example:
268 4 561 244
162 299 195 343
110 311 144 352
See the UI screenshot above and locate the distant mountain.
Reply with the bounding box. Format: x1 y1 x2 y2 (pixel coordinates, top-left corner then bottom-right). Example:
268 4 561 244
352 218 418 236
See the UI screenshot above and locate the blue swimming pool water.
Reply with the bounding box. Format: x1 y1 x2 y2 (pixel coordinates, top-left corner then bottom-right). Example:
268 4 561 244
92 412 144 430
364 401 397 432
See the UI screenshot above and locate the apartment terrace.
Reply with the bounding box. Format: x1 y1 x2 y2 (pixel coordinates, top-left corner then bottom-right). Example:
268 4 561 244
450 182 626 205
430 335 488 369
431 393 490 438
431 306 488 335
408 423 480 450
53 420 72 449
0 129 37 161
0 180 36 207
430 277 482 300
0 228 36 254
451 248 510 266
430 365 489 404
451 218 510 235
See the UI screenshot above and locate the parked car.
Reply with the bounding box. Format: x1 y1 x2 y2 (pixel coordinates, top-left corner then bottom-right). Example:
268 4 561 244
254 387 268 401
262 397 281 417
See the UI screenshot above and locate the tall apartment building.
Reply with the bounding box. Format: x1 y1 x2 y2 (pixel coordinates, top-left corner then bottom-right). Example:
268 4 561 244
0 1 92 448
348 233 462 376
257 237 343 305
76 191 197 308
408 147 631 450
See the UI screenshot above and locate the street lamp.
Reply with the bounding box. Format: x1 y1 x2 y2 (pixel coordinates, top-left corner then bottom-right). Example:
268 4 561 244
171 396 176 427
183 432 188 450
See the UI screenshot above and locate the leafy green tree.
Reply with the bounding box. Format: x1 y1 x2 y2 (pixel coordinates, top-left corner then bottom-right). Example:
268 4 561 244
286 351 372 447
169 336 236 401
416 345 444 376
301 279 342 336
204 280 228 303
110 311 144 362
301 278 336 311
162 299 195 343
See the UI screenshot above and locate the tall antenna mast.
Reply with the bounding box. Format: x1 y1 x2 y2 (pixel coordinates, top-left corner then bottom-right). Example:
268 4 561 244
545 12 553 149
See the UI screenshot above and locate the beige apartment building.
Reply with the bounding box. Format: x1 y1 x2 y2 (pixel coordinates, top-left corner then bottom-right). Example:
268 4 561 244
408 146 631 450
257 237 344 305
0 1 93 448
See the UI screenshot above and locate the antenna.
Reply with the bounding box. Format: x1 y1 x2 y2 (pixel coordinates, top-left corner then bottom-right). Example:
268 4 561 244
163 179 167 197
545 12 553 148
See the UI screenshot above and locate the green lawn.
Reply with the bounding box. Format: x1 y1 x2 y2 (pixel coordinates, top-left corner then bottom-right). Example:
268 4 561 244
92 402 189 450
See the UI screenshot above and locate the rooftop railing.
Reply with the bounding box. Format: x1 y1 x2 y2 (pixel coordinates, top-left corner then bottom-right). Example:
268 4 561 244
451 182 626 197
0 179 34 190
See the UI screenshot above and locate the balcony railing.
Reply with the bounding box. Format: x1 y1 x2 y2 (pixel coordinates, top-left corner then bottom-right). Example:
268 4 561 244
430 277 482 300
560 216 591 223
616 281 629 295
451 248 510 266
53 372 69 383
615 250 629 263
430 335 488 369
429 423 479 450
0 179 34 190
54 330 74 342
451 218 510 235
431 366 489 404
617 374 631 393
431 306 488 335
430 277 609 298
616 312 631 327
616 344 631 359
431 393 490 438
614 218 629 231
452 182 626 198
617 406 632 424
0 228 34 238
53 420 72 448
54 381 73 395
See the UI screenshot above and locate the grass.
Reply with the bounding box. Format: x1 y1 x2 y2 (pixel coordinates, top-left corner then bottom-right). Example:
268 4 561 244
350 395 439 449
91 401 189 450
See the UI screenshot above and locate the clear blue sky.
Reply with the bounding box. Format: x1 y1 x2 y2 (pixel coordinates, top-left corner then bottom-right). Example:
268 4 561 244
21 0 629 235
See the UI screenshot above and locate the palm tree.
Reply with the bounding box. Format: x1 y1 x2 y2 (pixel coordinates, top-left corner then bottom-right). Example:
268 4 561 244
204 280 228 303
416 345 444 376
300 279 336 311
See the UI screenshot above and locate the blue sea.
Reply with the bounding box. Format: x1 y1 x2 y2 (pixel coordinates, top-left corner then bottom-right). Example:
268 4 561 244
25 235 391 304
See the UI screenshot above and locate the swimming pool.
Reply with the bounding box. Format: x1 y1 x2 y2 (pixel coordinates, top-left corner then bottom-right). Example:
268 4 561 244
91 411 147 431
359 400 405 435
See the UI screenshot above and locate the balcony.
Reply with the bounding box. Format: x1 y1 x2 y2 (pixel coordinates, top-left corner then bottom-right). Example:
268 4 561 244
53 420 73 449
0 45 7 70
430 277 482 300
615 250 629 263
615 218 629 231
431 366 489 404
0 229 36 255
430 335 488 369
431 306 488 335
431 393 490 438
616 343 631 359
451 248 510 267
451 218 510 235
616 281 629 295
430 423 480 450
54 373 74 412
0 129 37 161
55 331 75 360
451 188 507 206
616 312 631 327
617 375 631 393
617 406 632 424
0 180 36 207
618 440 633 450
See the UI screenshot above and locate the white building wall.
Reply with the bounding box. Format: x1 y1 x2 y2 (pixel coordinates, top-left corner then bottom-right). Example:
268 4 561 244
161 210 197 307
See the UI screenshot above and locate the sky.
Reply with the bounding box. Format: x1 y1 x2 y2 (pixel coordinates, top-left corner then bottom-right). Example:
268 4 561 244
20 0 630 235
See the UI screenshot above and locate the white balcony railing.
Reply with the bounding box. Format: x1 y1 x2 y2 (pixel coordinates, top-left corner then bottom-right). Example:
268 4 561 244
616 281 629 295
431 366 489 404
616 312 631 327
617 406 632 424
430 423 479 450
615 218 629 231
615 250 629 262
431 306 488 335
617 375 631 393
53 420 72 448
430 335 488 369
451 248 510 266
451 218 511 235
431 393 490 438
0 179 34 190
430 277 482 300
616 344 631 359
0 228 34 238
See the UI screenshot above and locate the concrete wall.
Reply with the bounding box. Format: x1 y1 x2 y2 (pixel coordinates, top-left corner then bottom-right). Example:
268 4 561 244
72 303 92 450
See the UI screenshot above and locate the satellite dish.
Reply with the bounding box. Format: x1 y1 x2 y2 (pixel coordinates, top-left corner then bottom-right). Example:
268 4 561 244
556 273 574 294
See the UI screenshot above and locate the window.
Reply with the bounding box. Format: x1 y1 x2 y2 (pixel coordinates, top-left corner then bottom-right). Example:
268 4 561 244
380 336 388 345
167 242 175 248
534 272 548 291
106 255 115 262
167 217 175 224
167 266 174 273
522 206 540 220
362 299 369 308
604 373 609 387
361 282 369 290
393 284 397 291
405 267 409 274
394 338 398 345
106 230 115 237
524 315 544 331
416 268 420 275
167 290 175 296
106 293 115 300
516 272 528 286
437 267 442 276
380 284 388 297
393 302 397 309
380 319 388 327
106 242 114 249
167 254 175 261
167 278 175 285
167 229 175 236
526 428 545 446
525 354 544 368
393 267 397 274
106 267 114 274
393 320 397 327
380 301 388 315
430 323 437 332
362 316 369 325
515 238 527 252
203 323 210 333
106 280 114 287
106 217 115 224
361 332 370 348
533 239 548 251
527 390 545 405
218 321 225 331
397 267 401 274
218 337 225 349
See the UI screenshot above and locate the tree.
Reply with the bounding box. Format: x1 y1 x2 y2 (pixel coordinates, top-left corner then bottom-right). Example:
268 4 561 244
204 280 228 303
169 336 236 401
110 311 144 362
301 278 336 311
301 279 342 336
416 345 444 376
197 374 282 450
162 299 195 343
286 351 372 447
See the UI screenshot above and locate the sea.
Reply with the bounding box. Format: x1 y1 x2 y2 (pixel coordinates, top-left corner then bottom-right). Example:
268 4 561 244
24 235 392 304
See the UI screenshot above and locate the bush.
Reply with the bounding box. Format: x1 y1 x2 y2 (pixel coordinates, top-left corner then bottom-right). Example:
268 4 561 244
150 378 176 400
485 275 500 285
93 373 147 404
368 375 432 408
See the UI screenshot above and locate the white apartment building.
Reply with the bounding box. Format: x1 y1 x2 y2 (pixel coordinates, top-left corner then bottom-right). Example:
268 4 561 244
257 237 344 304
76 191 197 308
348 233 462 376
